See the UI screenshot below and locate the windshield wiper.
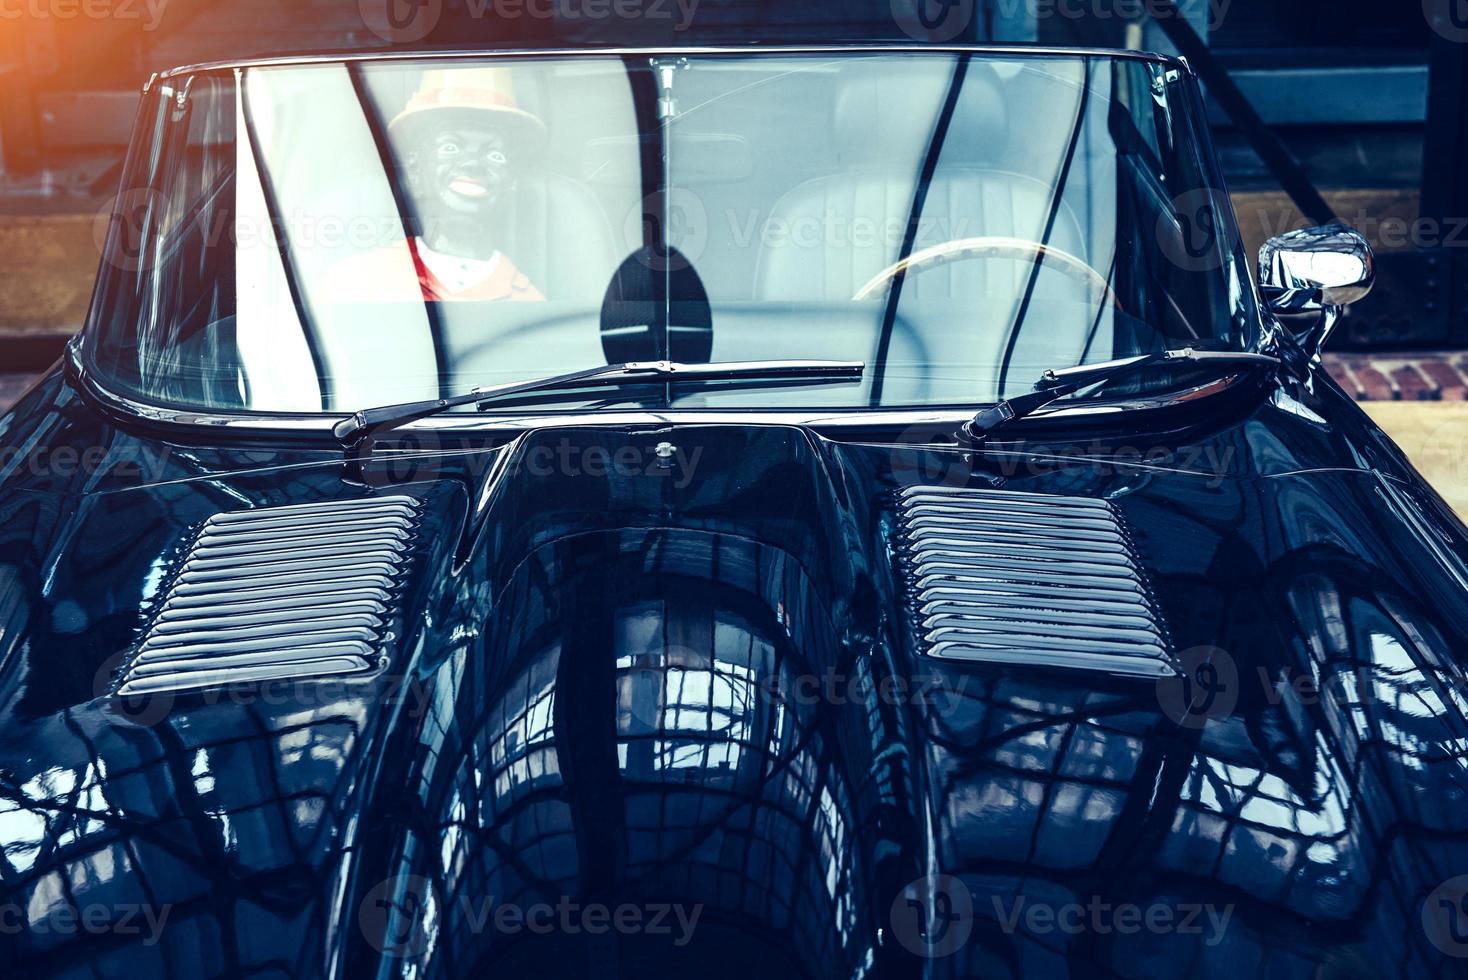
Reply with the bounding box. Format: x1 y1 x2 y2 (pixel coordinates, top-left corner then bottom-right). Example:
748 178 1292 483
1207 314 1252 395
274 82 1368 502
334 359 865 460
962 348 1281 446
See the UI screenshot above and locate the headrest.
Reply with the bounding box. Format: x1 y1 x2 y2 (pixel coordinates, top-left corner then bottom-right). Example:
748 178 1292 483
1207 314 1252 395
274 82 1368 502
834 62 1010 168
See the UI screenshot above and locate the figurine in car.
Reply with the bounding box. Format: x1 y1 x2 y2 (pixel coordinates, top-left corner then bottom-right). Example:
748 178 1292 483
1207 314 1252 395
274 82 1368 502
337 66 546 302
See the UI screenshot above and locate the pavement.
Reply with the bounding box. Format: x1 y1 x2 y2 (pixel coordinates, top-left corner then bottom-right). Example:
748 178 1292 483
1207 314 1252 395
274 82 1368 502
0 214 100 333
1362 402 1468 519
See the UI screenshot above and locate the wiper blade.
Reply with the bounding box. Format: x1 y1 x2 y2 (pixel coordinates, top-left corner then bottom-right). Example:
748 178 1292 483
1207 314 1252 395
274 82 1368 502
334 359 865 458
962 348 1281 446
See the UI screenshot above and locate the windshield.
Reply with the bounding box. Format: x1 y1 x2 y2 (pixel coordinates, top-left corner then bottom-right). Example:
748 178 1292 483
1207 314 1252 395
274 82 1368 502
86 51 1258 416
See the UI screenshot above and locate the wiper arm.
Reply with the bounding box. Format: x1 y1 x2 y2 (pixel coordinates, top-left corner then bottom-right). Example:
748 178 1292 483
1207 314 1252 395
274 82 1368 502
962 348 1281 446
334 359 865 460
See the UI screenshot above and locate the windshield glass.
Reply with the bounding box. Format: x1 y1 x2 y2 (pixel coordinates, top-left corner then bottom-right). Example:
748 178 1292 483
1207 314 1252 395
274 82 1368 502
86 51 1258 415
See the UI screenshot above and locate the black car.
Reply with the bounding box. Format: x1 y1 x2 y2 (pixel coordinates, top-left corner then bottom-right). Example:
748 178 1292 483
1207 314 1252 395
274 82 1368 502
2 45 1467 979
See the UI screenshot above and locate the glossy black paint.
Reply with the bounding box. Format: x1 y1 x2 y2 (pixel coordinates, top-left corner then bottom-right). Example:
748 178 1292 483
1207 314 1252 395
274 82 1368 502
1 363 1468 979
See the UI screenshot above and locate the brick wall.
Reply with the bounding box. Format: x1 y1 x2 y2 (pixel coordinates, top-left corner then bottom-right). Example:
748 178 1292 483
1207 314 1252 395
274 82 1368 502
1325 353 1468 402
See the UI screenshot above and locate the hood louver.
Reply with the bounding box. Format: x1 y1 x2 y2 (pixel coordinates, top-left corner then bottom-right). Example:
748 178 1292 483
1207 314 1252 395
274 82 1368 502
115 496 421 697
895 486 1177 678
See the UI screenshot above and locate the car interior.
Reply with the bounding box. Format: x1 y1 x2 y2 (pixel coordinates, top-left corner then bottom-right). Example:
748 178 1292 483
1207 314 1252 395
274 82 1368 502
99 55 1237 415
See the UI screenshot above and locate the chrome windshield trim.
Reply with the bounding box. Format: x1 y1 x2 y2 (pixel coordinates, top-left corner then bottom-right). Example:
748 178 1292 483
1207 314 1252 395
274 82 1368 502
68 346 1254 438
154 44 1189 83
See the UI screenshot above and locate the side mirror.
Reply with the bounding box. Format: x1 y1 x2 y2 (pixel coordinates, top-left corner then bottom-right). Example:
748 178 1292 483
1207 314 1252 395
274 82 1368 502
1258 223 1374 360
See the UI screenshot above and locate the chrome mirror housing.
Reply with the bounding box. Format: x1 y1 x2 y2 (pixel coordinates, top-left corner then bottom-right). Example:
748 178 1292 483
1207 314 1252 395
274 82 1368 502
1258 223 1375 359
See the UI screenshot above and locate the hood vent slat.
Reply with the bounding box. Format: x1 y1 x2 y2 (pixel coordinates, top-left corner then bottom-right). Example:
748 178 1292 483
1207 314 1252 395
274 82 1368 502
896 487 1177 678
115 495 421 697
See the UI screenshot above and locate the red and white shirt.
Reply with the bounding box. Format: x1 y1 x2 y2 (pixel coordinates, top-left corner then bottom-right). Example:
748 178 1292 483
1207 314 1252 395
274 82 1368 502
330 238 544 302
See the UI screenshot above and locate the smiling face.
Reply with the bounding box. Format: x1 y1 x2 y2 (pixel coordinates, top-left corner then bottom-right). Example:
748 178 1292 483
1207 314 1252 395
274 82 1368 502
422 122 514 217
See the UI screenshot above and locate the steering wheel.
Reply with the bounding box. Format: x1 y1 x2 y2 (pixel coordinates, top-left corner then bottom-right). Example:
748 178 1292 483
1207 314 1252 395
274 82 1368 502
854 236 1123 312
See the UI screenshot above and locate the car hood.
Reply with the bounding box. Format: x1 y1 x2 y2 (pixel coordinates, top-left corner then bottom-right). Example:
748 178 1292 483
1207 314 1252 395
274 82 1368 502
2 373 1468 978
